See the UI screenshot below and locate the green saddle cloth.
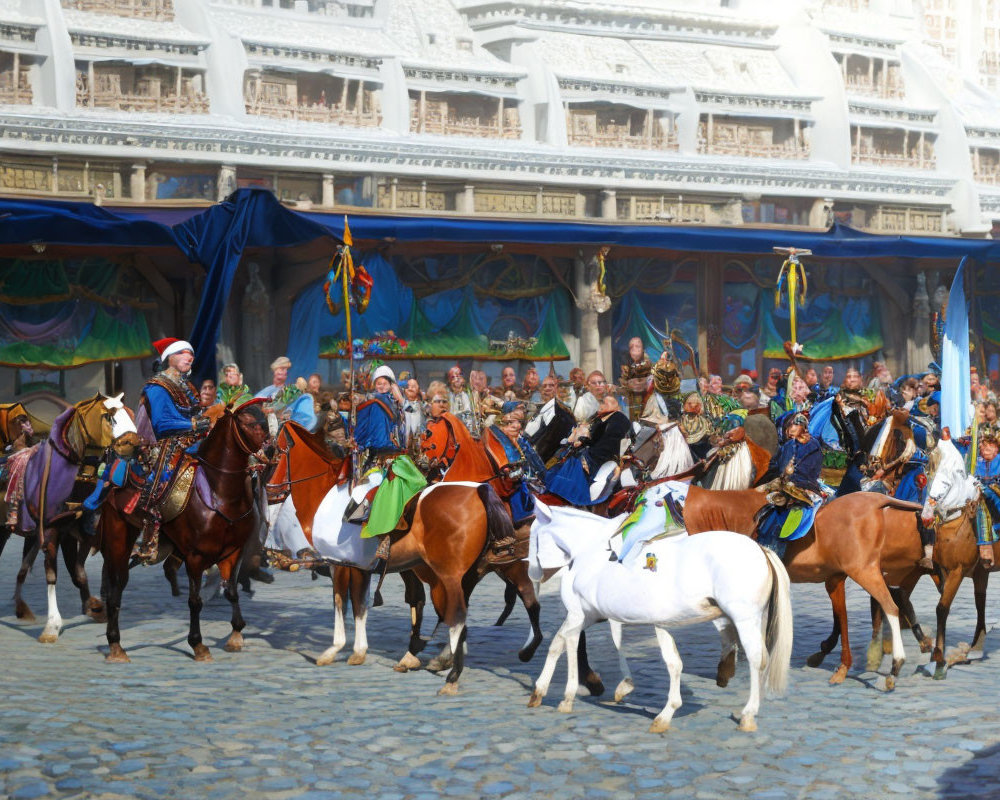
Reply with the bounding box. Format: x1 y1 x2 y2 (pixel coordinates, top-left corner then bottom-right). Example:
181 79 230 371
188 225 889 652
361 455 428 538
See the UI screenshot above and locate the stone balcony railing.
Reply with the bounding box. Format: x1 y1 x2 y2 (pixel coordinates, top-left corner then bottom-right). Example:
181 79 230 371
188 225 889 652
698 138 810 160
974 167 1000 184
0 74 31 105
843 73 905 100
61 0 174 21
853 149 936 169
77 89 209 113
567 128 678 151
411 111 521 139
246 99 381 127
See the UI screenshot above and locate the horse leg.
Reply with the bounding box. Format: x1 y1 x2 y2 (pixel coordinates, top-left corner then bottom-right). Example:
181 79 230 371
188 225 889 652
496 560 543 662
163 556 182 597
825 575 852 684
895 570 933 653
14 534 38 621
102 507 135 663
218 554 246 653
576 630 605 697
347 568 371 665
494 578 518 626
730 613 765 733
853 567 905 689
61 532 104 622
867 596 886 672
930 567 965 681
529 619 569 707
649 626 684 733
805 610 841 669
971 565 988 653
713 616 739 688
38 528 64 643
186 562 211 662
610 620 635 702
394 569 427 672
558 616 585 713
317 566 349 666
429 577 467 695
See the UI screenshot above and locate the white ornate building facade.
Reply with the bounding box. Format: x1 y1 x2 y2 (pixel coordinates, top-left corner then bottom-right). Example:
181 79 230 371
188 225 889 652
0 0 999 235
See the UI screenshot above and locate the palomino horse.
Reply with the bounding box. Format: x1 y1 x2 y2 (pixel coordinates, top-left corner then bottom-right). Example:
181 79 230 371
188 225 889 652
6 394 132 640
918 433 993 679
528 501 792 732
99 402 269 662
679 484 928 687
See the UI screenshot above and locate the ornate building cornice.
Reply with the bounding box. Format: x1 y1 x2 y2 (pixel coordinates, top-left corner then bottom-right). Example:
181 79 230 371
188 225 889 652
69 31 207 56
0 111 956 201
558 77 674 102
694 91 814 115
823 30 903 55
403 66 521 91
244 43 382 72
0 22 39 44
966 127 1000 145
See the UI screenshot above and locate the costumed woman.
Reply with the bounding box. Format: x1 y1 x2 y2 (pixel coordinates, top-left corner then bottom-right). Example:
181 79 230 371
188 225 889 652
488 402 546 526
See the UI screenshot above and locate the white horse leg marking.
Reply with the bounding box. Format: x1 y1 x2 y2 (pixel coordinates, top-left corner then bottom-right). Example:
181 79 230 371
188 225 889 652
39 583 63 643
349 606 369 665
732 613 764 732
884 612 906 691
317 581 346 666
610 620 634 702
649 626 683 733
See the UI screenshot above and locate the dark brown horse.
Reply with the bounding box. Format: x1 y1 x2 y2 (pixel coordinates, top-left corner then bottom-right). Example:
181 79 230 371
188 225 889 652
4 395 121 640
682 484 928 688
98 402 269 662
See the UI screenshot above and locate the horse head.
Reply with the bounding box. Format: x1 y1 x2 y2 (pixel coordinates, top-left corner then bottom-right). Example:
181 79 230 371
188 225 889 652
0 403 35 448
421 415 459 469
232 399 270 454
921 436 978 525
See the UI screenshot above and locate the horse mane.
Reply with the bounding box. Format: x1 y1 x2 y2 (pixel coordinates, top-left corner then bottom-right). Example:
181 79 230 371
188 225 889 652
281 419 343 466
438 412 496 483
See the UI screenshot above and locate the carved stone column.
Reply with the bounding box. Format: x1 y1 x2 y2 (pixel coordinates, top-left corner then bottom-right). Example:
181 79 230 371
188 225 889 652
907 271 932 374
322 173 335 207
457 184 475 215
217 164 237 202
600 190 616 220
574 251 611 375
130 162 147 202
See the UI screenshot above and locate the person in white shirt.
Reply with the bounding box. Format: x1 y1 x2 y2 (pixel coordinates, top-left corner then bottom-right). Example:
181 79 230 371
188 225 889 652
400 378 425 448
573 370 608 422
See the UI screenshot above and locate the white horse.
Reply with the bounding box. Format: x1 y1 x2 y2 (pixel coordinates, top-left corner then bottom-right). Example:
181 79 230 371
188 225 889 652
528 500 792 732
267 473 381 666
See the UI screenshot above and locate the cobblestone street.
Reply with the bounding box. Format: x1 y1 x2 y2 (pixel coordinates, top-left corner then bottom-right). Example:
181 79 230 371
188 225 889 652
2 548 999 800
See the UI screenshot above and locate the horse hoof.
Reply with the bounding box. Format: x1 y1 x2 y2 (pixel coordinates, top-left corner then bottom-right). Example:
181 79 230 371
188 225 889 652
919 637 934 654
648 718 671 734
828 665 848 685
15 603 35 622
614 679 635 703
193 645 213 662
105 647 131 664
805 651 826 668
584 672 605 697
527 690 544 708
437 682 459 696
518 637 543 663
883 675 895 692
557 698 574 714
86 608 107 624
347 652 366 666
316 649 339 666
38 628 59 644
224 633 244 653
738 716 758 733
394 652 421 672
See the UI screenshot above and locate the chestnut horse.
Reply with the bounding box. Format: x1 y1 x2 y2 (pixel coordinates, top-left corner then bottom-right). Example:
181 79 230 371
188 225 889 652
681 484 928 687
98 402 269 662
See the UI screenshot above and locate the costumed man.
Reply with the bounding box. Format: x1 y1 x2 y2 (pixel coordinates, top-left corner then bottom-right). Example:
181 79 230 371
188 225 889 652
974 426 1000 570
446 365 478 435
704 374 740 422
133 337 217 561
754 412 823 558
218 363 252 406
620 337 653 422
573 370 608 422
546 395 632 505
353 365 426 573
641 350 683 425
400 378 426 453
677 391 714 461
256 356 292 400
489 404 546 526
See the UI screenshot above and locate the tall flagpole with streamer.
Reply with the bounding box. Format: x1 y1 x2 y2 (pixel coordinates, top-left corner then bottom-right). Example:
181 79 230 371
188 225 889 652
324 216 373 485
773 246 811 346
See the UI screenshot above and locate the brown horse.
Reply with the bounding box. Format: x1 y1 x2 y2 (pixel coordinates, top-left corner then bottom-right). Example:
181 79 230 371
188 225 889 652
682 484 928 687
6 394 120 640
98 402 269 662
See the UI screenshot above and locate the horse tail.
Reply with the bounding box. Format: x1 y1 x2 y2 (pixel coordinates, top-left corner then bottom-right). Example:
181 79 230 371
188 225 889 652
761 547 793 697
477 483 514 550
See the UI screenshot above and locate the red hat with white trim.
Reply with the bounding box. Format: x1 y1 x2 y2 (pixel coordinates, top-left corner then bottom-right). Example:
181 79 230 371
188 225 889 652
153 338 194 361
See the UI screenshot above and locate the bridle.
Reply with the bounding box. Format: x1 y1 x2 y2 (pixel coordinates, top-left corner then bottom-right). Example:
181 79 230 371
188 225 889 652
422 417 460 469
